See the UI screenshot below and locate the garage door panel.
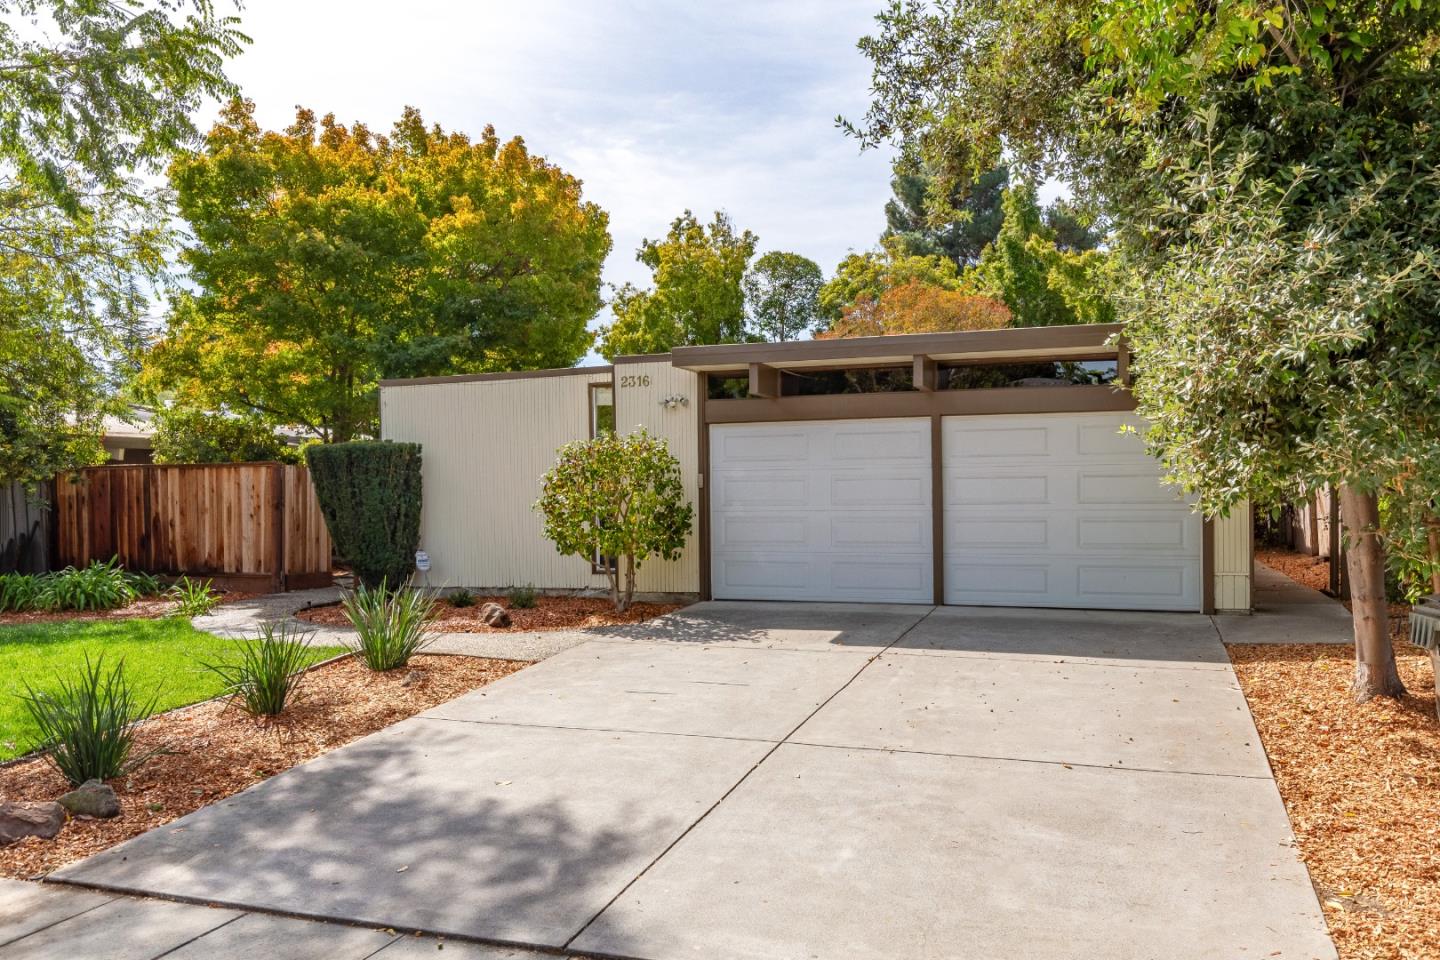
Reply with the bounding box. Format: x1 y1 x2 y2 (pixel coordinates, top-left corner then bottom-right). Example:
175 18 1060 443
1076 562 1192 601
714 555 814 592
946 424 1051 458
948 517 1049 548
947 473 1051 506
831 515 929 552
1075 515 1191 551
833 424 928 461
831 557 932 599
1077 469 1188 506
710 419 932 604
715 430 809 463
832 472 927 507
948 562 1050 597
716 516 810 549
713 472 812 510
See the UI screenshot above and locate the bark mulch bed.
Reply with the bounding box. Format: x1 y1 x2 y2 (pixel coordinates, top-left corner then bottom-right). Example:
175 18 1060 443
0 654 527 880
0 590 261 626
296 594 684 634
1229 641 1440 960
1257 547 1334 595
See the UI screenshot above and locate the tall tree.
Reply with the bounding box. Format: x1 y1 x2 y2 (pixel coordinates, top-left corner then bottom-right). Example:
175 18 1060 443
743 251 823 342
847 0 1440 701
974 181 1113 326
884 164 1007 265
597 210 756 359
0 0 246 486
144 102 610 441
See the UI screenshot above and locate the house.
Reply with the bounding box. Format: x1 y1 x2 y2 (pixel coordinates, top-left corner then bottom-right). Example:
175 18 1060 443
379 322 1253 613
100 408 156 463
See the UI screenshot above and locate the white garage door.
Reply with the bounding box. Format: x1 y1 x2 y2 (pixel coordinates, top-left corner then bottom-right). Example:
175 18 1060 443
942 412 1202 611
709 418 933 603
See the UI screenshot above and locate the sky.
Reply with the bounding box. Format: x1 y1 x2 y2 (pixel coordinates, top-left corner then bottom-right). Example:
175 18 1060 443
222 0 901 360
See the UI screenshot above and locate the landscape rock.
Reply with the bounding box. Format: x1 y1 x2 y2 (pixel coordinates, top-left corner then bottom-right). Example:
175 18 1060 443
0 801 65 845
480 602 511 628
57 779 121 819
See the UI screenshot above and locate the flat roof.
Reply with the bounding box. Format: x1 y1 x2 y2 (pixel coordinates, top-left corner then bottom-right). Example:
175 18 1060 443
669 323 1124 372
377 323 1125 388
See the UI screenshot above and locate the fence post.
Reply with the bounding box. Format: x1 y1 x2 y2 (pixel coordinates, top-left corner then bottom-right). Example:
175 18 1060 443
272 462 287 593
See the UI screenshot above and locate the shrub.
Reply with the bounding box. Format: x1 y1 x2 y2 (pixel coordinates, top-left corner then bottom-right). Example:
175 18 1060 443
306 442 423 589
0 572 43 612
448 588 476 608
202 622 322 717
341 580 436 671
169 576 220 616
507 584 538 609
21 655 159 785
536 430 692 611
37 559 138 611
126 571 165 597
151 407 289 464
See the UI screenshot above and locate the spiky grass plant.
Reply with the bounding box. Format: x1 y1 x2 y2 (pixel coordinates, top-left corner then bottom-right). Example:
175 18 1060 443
21 654 159 785
169 576 220 616
202 622 323 717
341 579 437 671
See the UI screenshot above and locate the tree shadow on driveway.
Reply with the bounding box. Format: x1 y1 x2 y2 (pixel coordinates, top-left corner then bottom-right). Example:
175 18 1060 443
54 715 768 951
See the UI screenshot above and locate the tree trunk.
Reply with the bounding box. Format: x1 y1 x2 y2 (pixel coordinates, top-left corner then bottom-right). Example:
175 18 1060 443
1339 485 1405 702
1426 516 1440 594
605 557 620 612
621 553 636 613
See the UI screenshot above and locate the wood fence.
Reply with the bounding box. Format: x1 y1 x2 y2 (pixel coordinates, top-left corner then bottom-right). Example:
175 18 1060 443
0 480 51 574
53 463 332 592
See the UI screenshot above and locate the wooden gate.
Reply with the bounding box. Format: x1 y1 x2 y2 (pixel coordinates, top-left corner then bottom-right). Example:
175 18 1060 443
53 463 332 592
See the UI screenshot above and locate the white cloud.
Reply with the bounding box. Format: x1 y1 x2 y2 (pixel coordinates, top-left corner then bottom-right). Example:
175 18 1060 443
222 0 899 357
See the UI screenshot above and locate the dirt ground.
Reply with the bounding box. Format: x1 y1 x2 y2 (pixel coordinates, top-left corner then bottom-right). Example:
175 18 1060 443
0 654 527 879
296 594 684 633
1258 546 1333 594
1233 550 1439 960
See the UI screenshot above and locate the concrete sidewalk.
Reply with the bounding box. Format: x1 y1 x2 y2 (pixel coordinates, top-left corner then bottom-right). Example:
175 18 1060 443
32 600 1335 960
1212 561 1353 645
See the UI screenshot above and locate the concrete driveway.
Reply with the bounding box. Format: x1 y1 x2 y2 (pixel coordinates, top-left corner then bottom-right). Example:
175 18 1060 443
51 602 1335 960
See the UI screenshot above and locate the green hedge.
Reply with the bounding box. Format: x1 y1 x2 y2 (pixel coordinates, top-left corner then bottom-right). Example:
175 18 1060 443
306 442 423 589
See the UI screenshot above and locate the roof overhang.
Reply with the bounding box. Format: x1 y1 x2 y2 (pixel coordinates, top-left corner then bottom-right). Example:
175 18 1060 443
669 323 1124 373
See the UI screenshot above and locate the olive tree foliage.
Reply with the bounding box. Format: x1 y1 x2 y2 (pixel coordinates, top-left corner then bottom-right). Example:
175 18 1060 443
845 0 1440 701
535 430 693 612
0 0 245 487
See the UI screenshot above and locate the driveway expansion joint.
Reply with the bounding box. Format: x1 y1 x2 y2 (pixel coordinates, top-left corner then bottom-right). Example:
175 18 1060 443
781 739 1276 781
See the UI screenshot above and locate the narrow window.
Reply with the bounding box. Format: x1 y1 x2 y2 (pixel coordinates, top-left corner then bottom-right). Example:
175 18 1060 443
590 384 615 436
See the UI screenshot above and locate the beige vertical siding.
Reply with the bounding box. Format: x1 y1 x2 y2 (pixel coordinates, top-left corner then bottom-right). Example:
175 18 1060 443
1212 501 1253 612
613 359 703 594
381 371 614 590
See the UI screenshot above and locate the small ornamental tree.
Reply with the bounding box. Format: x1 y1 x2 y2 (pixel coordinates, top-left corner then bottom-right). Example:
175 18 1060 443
536 430 693 612
306 442 423 589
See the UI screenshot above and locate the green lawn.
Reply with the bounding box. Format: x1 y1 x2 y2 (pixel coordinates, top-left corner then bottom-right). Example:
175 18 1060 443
0 619 346 761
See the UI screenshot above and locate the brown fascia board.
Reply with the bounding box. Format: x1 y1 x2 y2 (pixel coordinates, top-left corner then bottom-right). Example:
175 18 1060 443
379 366 614 388
668 323 1125 372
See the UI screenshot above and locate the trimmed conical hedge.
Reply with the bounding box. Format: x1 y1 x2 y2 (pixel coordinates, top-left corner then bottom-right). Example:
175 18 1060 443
306 442 422 589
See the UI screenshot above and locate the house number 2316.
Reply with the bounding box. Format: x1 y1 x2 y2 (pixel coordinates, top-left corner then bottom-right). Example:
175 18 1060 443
619 374 651 388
